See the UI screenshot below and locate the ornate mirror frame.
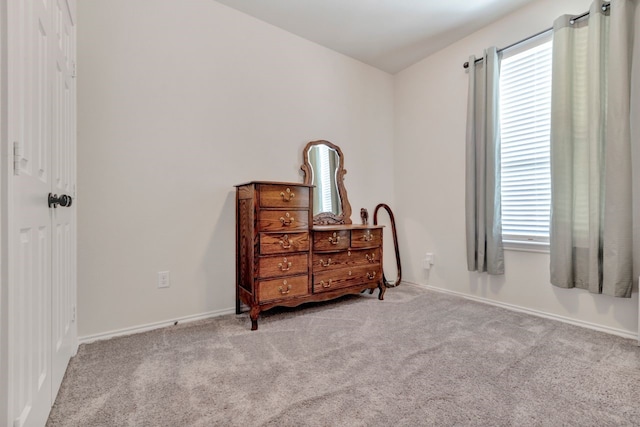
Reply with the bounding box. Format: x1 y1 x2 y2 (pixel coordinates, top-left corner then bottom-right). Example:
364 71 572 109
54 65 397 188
301 140 352 225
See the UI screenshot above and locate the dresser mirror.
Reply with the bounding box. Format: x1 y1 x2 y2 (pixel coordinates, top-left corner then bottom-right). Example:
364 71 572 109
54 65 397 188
301 140 352 225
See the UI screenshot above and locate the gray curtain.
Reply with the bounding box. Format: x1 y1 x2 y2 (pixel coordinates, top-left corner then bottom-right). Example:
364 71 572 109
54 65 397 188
465 47 504 275
550 0 635 297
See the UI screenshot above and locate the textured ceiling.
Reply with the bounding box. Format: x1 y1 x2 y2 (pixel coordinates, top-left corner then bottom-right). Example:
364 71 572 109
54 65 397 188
213 0 541 74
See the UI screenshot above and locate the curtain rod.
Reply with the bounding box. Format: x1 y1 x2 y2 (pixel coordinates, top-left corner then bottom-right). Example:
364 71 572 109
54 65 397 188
462 2 610 69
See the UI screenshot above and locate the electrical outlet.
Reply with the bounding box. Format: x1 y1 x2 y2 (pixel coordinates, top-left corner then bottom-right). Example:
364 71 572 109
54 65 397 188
158 271 170 288
423 253 434 269
425 253 434 265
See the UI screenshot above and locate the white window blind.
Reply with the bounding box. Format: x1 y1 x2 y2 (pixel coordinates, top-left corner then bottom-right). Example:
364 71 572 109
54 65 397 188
499 35 552 247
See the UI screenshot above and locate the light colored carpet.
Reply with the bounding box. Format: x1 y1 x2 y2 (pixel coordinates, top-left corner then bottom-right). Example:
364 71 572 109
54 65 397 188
47 285 640 426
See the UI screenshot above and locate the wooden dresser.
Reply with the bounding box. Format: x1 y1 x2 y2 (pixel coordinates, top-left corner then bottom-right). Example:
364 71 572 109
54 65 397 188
235 181 384 330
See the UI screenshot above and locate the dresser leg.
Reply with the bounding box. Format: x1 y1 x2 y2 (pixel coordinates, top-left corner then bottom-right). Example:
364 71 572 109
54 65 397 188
378 281 386 300
250 307 260 331
235 294 241 315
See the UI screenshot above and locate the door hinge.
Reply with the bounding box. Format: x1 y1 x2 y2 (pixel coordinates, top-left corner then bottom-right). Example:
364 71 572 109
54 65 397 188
71 61 77 78
13 141 21 176
72 306 76 322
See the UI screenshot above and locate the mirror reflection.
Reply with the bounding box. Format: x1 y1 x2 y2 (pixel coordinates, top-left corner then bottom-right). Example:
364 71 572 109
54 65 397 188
307 144 342 217
302 139 352 225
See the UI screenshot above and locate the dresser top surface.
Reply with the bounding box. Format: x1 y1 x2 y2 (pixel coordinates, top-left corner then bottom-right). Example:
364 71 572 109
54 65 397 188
312 224 384 231
235 180 314 188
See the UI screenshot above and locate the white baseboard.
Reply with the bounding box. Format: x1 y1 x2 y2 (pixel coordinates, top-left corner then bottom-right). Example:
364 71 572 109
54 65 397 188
403 281 638 341
78 307 236 345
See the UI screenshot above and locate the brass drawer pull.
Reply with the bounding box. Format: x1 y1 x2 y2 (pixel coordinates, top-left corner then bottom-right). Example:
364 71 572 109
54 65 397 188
367 271 376 280
363 231 373 242
279 212 295 226
328 232 340 245
320 279 332 288
280 188 295 201
320 258 332 267
278 258 292 271
278 280 292 295
279 234 292 249
365 253 376 263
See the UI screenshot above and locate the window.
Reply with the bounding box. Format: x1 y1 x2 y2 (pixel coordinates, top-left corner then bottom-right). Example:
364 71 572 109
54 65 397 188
499 33 552 250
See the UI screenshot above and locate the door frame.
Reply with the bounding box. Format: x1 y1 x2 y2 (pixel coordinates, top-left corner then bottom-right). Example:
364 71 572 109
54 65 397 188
0 1 12 425
1 0 10 422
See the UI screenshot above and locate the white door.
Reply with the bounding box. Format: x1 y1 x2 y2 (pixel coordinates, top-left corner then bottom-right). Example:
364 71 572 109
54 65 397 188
50 0 76 394
9 0 54 425
6 0 77 425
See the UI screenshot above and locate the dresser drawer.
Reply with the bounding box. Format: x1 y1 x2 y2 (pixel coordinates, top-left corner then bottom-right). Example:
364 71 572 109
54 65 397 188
257 210 309 232
351 228 382 249
312 265 380 293
258 275 309 302
312 248 380 270
312 230 350 252
259 184 310 209
258 253 308 279
259 232 310 255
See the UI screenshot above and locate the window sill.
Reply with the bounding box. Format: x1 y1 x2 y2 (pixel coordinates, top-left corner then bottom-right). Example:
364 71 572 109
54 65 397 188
503 239 550 253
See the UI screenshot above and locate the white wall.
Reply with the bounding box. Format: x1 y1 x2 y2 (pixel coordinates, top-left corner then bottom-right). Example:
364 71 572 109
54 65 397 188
394 0 639 337
77 0 394 337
